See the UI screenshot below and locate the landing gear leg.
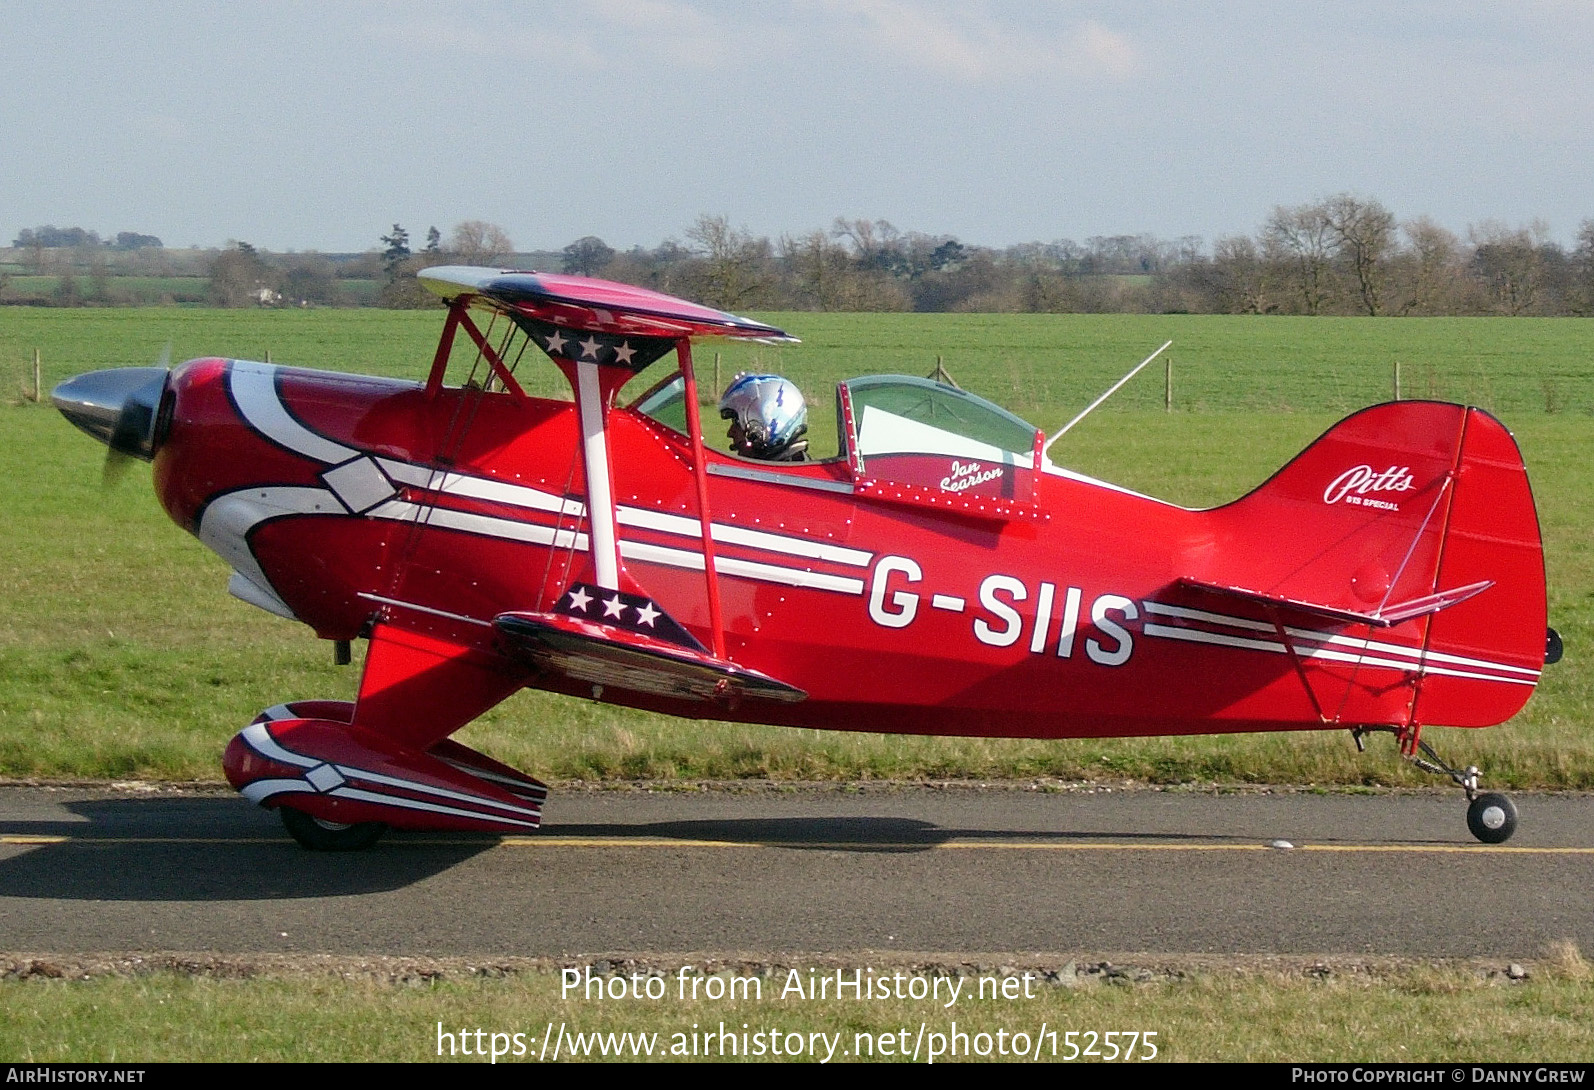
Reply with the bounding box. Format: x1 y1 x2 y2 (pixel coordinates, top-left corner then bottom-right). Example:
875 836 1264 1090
1352 727 1518 844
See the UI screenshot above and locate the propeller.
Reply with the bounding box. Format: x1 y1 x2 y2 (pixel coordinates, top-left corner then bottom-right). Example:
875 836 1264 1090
50 344 172 485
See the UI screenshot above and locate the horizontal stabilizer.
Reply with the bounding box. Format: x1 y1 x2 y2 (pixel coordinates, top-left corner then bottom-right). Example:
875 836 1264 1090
1179 576 1494 628
495 610 807 704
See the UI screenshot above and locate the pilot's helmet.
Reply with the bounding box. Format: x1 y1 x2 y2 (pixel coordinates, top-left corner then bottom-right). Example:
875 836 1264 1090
718 373 807 458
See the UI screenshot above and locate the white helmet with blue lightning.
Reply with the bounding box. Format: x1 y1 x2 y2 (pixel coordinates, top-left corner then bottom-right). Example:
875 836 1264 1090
717 373 808 460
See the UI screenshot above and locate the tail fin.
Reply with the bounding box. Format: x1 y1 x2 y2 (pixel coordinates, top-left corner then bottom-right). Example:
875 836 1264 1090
1193 401 1545 728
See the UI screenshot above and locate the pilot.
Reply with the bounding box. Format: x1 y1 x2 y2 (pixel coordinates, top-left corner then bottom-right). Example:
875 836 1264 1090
718 373 809 461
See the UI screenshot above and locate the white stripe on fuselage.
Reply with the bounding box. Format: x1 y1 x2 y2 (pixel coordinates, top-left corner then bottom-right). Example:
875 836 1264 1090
218 363 1534 687
218 362 871 600
229 362 360 464
199 485 340 593
378 457 871 568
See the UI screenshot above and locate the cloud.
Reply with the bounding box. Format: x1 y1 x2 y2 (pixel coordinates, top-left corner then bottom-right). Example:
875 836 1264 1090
366 2 1140 82
1076 20 1138 79
368 15 603 67
367 1 746 70
581 0 718 35
819 1 1141 82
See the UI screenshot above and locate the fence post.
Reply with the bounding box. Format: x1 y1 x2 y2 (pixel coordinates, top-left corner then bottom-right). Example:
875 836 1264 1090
34 348 42 403
927 355 960 388
1164 354 1172 412
1393 360 1401 402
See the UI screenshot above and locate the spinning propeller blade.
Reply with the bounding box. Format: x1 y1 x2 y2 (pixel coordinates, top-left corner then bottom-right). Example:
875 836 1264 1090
51 345 171 484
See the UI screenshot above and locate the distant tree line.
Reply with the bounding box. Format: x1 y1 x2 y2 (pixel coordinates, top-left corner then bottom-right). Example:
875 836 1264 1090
13 226 164 250
552 200 1594 317
8 197 1594 314
376 221 518 307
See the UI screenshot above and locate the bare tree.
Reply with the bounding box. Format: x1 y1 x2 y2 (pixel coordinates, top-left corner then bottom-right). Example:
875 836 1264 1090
282 255 339 306
781 229 912 310
684 214 774 308
1018 263 1077 313
1470 221 1551 315
831 218 901 271
208 242 278 307
781 230 853 310
1263 202 1337 314
1210 235 1271 314
449 220 515 266
1392 217 1464 315
1573 219 1594 315
1323 194 1396 315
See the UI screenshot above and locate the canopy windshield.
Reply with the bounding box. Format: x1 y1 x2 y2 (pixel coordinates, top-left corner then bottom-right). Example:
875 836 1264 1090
844 375 1039 463
629 372 690 434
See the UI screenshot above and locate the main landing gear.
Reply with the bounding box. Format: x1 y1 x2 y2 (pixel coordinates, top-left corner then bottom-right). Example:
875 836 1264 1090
1353 726 1518 844
279 807 387 852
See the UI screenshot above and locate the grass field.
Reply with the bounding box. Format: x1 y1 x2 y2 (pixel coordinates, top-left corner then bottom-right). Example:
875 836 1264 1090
0 276 383 306
2 275 210 303
2 308 1592 786
3 954 1591 1062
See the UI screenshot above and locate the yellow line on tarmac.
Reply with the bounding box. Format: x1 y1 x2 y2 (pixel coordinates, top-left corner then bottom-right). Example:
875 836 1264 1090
501 837 1594 855
5 834 1593 855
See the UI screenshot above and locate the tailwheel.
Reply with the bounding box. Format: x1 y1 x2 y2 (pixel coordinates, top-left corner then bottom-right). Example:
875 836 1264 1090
1466 793 1518 844
1352 726 1518 844
279 806 387 851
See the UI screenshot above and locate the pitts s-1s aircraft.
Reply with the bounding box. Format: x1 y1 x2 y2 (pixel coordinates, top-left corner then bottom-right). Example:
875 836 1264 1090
53 268 1553 848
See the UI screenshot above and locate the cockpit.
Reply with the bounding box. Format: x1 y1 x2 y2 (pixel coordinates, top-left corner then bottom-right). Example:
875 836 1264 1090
630 372 1045 509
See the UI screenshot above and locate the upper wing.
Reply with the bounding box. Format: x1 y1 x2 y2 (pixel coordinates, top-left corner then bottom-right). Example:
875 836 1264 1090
418 266 797 343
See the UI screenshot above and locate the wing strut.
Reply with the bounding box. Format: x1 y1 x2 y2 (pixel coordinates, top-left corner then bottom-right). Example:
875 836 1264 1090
423 298 528 402
425 302 463 397
676 338 727 658
572 356 622 589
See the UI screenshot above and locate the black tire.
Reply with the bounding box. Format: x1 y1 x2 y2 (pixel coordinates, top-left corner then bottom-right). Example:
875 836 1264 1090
1466 793 1518 844
280 806 386 851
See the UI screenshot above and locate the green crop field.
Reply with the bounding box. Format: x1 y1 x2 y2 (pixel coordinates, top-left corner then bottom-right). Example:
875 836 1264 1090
0 275 381 306
2 308 1592 786
3 276 211 305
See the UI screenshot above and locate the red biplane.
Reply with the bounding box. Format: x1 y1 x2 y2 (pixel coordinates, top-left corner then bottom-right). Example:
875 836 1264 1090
53 268 1553 848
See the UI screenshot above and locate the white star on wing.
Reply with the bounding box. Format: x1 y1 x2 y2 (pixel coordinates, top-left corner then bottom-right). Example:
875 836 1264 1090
602 595 627 619
544 331 568 355
613 341 636 365
566 586 592 612
634 601 660 627
579 336 602 360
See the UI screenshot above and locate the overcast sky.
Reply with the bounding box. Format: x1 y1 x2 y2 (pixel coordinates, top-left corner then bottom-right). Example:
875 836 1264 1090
4 1 1591 253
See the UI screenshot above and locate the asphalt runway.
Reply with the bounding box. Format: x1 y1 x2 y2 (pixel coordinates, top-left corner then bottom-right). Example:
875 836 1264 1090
1 784 1590 958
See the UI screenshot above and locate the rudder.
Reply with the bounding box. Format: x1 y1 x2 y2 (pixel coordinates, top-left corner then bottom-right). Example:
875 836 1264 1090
1195 401 1545 728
